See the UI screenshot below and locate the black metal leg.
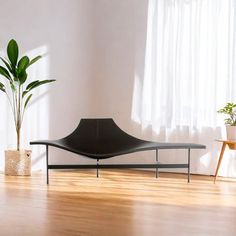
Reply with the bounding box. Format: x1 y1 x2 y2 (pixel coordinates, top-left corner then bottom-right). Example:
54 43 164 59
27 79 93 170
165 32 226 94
46 145 49 185
96 159 99 178
188 148 191 183
156 149 159 178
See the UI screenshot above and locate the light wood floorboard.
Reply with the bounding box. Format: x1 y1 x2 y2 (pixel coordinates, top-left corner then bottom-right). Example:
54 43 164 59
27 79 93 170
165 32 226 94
0 170 236 236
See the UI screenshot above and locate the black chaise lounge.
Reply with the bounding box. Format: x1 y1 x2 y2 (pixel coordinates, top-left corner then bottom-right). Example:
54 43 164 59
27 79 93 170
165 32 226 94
30 118 206 184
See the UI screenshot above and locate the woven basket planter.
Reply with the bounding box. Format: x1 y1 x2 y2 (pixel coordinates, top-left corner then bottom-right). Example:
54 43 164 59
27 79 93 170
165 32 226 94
5 150 31 176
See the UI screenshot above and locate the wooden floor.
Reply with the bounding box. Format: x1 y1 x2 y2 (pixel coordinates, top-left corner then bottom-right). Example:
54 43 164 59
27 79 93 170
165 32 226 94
0 170 236 236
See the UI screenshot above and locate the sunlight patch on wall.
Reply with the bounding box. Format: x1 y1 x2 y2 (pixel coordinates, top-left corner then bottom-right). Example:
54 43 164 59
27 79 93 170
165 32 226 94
131 73 142 125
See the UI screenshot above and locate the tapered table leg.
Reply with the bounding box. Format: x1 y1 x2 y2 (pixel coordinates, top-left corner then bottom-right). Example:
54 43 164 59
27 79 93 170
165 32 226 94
214 142 226 183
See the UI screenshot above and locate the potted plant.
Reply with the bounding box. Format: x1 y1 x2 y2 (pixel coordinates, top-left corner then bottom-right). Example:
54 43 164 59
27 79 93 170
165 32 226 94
217 102 236 140
0 39 55 175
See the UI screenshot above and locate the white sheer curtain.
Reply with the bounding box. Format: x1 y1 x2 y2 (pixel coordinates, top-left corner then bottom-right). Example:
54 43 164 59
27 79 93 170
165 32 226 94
132 0 236 176
140 0 236 133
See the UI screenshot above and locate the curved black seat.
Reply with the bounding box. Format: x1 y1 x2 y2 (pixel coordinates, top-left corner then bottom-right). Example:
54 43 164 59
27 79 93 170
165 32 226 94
30 118 205 157
30 118 206 184
30 118 159 159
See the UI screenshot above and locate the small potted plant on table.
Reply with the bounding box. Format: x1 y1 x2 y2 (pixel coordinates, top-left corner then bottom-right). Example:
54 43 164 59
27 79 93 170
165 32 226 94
218 102 236 142
0 39 55 175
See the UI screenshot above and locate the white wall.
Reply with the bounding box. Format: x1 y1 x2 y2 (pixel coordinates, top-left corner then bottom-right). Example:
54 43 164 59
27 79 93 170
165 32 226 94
0 0 232 177
48 0 151 167
0 0 94 170
90 0 232 177
91 0 155 167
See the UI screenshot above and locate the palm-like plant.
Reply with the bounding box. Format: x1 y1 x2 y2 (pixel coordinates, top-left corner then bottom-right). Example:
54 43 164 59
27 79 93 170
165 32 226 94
0 39 55 151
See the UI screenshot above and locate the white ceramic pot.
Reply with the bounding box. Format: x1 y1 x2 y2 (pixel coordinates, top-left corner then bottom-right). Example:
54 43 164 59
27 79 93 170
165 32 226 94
226 125 236 140
5 150 31 176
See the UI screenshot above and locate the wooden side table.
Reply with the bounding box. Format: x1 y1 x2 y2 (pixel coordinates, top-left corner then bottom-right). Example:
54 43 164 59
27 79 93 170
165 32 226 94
214 139 236 183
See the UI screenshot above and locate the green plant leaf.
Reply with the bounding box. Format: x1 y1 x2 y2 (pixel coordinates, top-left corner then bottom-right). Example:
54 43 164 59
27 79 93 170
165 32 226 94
0 57 13 73
22 90 27 98
30 79 55 90
26 80 39 90
24 94 32 109
10 82 16 91
0 81 6 93
0 87 5 93
218 102 236 125
18 71 28 85
0 65 11 80
13 76 20 82
23 79 55 97
7 39 19 68
17 56 30 74
23 80 39 97
27 55 42 68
